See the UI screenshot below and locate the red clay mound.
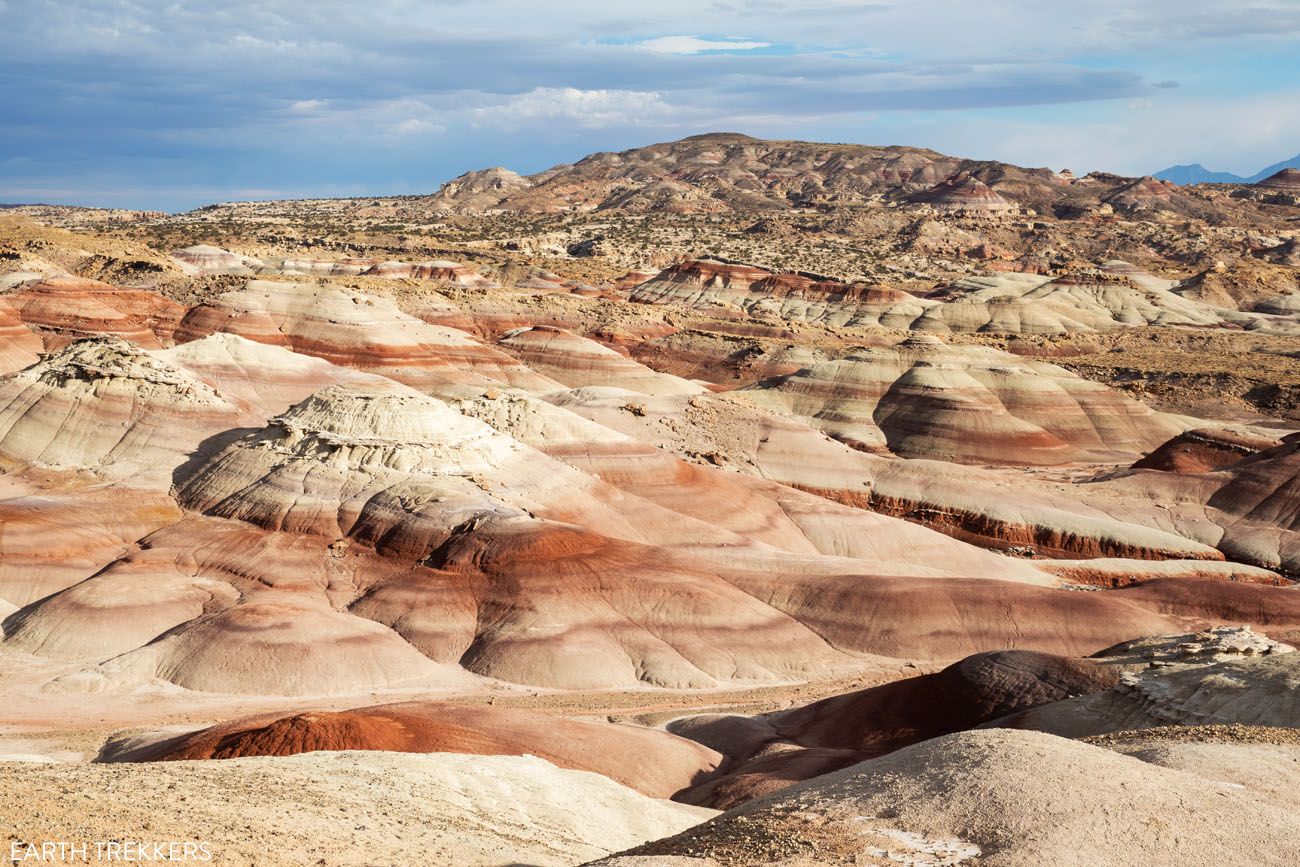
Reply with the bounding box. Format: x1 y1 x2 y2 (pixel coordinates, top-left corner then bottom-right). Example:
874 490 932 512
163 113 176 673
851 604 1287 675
675 650 1120 808
110 701 722 798
1116 577 1300 635
772 649 1120 752
1133 427 1281 474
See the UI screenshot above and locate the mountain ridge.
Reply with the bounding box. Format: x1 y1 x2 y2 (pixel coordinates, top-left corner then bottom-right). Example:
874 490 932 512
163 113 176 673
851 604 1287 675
425 132 1131 216
1154 153 1300 185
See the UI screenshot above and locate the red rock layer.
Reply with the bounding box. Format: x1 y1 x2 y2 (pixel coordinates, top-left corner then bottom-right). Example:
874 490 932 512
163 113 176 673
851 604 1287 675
0 488 181 607
804 483 1222 561
280 256 379 276
174 280 558 392
497 326 702 395
643 259 772 294
1133 428 1282 474
111 702 722 798
741 338 1186 465
750 272 912 303
1115 578 1300 632
1103 177 1183 210
0 299 43 373
359 260 495 288
612 270 658 292
5 277 184 348
1204 438 1300 572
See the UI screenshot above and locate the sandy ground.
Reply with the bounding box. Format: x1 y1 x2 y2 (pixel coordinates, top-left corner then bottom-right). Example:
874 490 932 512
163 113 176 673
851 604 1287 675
0 751 715 866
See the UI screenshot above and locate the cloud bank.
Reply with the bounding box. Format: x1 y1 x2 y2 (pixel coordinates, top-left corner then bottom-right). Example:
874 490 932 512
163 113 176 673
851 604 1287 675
0 0 1296 208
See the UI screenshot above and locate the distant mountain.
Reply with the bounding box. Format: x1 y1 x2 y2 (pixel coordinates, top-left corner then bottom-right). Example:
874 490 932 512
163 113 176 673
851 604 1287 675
1152 164 1249 185
1154 153 1300 185
1248 153 1300 183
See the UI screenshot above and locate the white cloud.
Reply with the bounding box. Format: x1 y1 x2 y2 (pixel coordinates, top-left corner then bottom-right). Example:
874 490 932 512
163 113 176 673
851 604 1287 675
636 35 770 54
287 99 328 113
471 87 677 129
389 117 444 135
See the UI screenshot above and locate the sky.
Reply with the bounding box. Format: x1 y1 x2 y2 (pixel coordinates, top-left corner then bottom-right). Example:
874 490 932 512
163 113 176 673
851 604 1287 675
2 0 1299 211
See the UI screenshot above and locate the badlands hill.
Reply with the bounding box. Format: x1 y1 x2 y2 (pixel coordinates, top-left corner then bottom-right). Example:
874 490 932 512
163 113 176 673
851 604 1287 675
0 226 1296 704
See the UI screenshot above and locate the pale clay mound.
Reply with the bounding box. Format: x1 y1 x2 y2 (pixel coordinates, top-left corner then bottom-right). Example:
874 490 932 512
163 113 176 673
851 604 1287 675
175 279 560 393
0 337 245 483
455 388 1056 584
597 728 1300 867
498 325 704 396
3 349 1280 695
169 244 264 275
0 751 714 867
739 335 1187 464
151 332 385 417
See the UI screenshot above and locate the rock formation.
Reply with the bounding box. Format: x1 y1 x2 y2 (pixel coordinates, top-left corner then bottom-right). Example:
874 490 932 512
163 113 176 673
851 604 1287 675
498 326 703 395
673 649 1120 808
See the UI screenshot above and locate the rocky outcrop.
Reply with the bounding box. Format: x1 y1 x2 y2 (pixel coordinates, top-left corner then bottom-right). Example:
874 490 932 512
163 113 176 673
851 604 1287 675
998 626 1299 737
631 258 1235 334
600 728 1300 867
359 259 496 287
428 166 533 212
280 256 379 276
1133 427 1283 473
428 133 1103 215
1102 176 1186 212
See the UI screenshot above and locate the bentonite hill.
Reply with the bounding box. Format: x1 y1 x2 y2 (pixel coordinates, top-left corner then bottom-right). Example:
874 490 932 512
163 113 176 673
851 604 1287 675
2 130 1300 866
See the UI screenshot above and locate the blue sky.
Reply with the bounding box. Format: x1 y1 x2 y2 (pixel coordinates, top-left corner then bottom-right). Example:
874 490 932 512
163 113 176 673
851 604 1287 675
2 0 1299 210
